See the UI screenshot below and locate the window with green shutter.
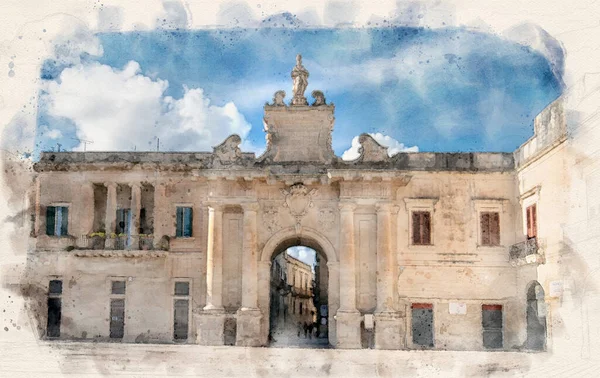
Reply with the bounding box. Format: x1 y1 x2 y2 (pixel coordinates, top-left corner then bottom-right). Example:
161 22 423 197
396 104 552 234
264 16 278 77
46 206 69 236
176 207 193 237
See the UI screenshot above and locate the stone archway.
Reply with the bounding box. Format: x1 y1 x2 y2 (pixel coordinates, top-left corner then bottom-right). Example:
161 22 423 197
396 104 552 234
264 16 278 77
526 281 547 350
257 226 339 347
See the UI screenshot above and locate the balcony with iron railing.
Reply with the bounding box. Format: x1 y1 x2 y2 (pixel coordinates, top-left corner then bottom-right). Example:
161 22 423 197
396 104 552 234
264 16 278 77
72 234 166 257
509 237 544 266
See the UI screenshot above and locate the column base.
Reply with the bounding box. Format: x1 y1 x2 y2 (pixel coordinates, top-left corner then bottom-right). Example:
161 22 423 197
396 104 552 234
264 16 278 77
195 310 226 346
335 310 362 349
235 308 263 347
374 311 405 350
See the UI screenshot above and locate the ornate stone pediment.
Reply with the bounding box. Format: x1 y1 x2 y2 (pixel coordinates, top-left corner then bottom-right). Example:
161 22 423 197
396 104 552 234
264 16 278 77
280 183 318 233
213 134 242 165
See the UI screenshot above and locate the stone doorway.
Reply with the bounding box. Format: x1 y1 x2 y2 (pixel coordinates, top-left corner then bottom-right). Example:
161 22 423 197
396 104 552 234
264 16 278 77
268 245 329 348
526 281 547 350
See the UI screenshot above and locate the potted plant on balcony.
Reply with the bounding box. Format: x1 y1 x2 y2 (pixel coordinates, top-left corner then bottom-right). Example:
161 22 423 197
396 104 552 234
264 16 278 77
89 231 106 250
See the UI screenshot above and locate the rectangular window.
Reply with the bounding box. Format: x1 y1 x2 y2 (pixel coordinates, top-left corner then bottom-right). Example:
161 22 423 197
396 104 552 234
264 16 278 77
175 207 193 237
480 212 500 246
412 211 431 245
46 206 69 236
49 279 63 295
111 281 126 295
46 280 62 338
482 304 503 349
526 204 537 239
109 299 125 339
411 303 434 347
174 282 190 296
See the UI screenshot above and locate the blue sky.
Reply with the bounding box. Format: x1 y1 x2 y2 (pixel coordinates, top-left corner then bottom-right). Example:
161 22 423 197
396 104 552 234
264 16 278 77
35 27 562 157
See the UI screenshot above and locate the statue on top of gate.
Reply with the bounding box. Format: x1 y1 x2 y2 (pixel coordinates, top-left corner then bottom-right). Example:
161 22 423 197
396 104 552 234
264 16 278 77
291 54 309 106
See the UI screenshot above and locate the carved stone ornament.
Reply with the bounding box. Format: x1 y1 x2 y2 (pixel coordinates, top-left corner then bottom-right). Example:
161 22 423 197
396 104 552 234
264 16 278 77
357 133 390 163
291 54 309 106
213 134 242 165
311 90 326 106
318 207 336 231
267 90 286 107
262 205 280 234
280 183 318 233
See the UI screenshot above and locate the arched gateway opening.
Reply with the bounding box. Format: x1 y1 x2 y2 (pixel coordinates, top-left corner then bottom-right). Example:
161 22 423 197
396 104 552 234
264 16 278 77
259 227 339 348
526 281 547 350
269 245 328 348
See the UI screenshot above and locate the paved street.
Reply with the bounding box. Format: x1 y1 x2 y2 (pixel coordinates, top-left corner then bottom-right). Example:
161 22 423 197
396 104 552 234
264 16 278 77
0 340 598 377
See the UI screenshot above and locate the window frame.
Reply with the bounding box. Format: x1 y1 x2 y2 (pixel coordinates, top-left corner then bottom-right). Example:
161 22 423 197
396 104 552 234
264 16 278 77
404 198 438 249
473 199 507 248
107 276 128 340
175 205 194 238
480 211 501 247
45 203 70 237
46 277 63 339
520 187 540 240
171 278 192 342
526 204 538 239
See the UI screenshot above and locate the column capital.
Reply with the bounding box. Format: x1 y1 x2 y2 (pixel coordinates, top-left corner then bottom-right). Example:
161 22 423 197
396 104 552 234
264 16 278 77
375 201 394 213
338 201 357 212
206 202 224 211
129 182 142 190
104 182 118 189
241 202 260 212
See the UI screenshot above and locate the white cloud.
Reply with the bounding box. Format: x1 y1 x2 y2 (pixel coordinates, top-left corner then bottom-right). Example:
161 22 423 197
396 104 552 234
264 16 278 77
341 132 418 160
40 125 63 140
286 246 316 268
43 61 254 152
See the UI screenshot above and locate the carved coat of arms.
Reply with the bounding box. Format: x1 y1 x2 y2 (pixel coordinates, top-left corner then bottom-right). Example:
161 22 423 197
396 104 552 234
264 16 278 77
280 183 318 233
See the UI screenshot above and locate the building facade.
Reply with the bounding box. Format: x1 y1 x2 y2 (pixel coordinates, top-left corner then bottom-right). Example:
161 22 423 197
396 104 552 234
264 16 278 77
24 59 598 352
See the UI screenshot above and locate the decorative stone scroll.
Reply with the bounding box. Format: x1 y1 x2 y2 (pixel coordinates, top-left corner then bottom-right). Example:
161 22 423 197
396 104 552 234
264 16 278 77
280 183 318 233
213 134 242 165
356 133 390 163
311 90 326 106
267 90 286 107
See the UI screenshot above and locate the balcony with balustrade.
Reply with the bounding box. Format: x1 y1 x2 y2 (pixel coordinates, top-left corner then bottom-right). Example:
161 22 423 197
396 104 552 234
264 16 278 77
509 237 544 266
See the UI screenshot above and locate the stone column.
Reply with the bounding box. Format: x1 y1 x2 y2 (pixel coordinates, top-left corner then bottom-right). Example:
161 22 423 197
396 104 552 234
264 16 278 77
204 203 224 311
197 203 226 346
336 201 362 349
104 182 117 249
374 202 403 349
236 202 262 347
129 183 141 250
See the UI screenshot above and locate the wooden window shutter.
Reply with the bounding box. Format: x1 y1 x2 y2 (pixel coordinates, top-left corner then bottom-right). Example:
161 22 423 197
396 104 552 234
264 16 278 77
46 206 56 236
480 213 490 245
531 204 537 238
412 212 420 244
526 206 532 238
490 212 500 246
423 212 431 245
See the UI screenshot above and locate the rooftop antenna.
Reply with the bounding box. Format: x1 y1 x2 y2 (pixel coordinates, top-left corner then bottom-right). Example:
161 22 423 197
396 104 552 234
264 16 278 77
157 138 160 152
56 143 62 152
71 137 94 152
